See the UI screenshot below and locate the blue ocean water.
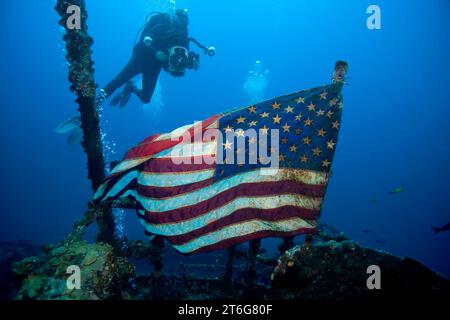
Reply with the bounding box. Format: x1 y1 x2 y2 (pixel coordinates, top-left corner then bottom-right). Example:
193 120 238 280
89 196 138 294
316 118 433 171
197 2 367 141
0 0 449 277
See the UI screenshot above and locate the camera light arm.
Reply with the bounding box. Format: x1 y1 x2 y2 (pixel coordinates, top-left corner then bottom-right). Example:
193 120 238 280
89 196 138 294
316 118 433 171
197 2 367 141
189 37 216 57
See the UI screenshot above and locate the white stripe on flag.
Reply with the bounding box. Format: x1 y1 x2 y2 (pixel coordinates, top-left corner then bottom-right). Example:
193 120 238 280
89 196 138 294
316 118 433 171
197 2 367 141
152 141 217 159
136 168 328 212
153 124 194 142
153 118 218 142
172 217 316 253
138 169 215 187
99 171 137 201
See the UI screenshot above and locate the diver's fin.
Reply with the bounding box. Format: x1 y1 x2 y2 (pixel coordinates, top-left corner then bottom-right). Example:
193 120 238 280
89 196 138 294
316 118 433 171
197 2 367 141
432 227 441 234
110 93 124 106
119 91 132 108
119 81 135 108
110 81 135 108
66 127 83 146
54 115 81 134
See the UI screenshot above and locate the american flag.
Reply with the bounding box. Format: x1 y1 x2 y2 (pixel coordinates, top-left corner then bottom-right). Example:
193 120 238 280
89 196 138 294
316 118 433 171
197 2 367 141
94 83 344 254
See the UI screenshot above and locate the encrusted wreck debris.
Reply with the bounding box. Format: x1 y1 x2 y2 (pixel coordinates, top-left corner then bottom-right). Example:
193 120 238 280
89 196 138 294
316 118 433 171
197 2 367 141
0 242 42 299
271 240 450 300
13 240 134 300
9 209 450 300
10 235 450 300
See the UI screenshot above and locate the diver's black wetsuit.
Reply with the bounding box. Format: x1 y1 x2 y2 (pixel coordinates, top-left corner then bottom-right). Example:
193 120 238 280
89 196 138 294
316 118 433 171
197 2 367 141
103 43 161 104
103 11 192 104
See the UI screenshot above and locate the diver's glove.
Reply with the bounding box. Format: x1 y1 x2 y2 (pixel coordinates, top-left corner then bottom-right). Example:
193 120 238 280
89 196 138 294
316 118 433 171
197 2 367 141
96 89 108 108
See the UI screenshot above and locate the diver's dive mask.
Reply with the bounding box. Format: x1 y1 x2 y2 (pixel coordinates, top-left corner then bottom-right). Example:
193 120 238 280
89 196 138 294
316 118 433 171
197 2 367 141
168 46 189 77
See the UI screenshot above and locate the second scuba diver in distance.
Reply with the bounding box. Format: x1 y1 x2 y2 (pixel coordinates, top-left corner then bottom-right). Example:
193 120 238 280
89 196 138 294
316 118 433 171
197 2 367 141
96 8 216 108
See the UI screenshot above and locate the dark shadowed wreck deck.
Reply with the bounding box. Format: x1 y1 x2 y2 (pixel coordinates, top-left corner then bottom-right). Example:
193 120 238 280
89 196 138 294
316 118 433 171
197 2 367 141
7 235 450 300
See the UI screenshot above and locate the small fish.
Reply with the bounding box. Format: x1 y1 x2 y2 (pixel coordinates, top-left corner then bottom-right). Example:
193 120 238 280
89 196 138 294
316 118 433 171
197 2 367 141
55 115 83 146
375 240 385 244
388 187 405 196
362 229 373 233
67 127 83 146
432 222 450 234
54 115 81 134
369 199 377 203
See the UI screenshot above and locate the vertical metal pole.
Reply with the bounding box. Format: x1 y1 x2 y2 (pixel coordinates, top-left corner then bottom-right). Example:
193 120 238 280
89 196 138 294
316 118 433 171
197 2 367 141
149 236 165 276
55 0 115 244
244 239 261 288
278 236 295 255
223 245 237 284
149 236 165 299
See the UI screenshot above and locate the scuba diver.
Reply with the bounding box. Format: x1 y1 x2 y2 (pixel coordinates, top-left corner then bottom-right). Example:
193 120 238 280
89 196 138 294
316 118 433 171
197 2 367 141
56 9 215 146
243 60 269 104
96 9 215 108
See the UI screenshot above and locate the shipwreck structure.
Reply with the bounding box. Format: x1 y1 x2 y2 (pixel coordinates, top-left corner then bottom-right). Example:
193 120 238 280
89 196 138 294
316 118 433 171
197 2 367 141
54 0 357 289
4 1 449 301
30 0 443 299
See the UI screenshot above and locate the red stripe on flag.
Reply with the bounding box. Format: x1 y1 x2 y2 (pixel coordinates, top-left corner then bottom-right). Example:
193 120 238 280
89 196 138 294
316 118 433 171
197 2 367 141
140 180 325 223
125 115 220 160
160 206 320 245
189 227 316 254
145 227 316 255
137 178 214 199
142 157 215 173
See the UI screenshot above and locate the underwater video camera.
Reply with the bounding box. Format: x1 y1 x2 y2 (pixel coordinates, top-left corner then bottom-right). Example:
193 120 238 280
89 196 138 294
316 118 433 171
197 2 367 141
167 40 214 77
168 46 188 76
